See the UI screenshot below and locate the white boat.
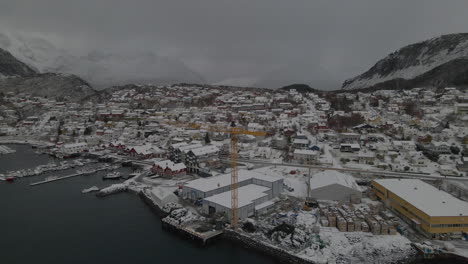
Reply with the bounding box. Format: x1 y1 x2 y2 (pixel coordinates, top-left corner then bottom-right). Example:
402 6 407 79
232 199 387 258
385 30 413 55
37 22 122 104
103 172 121 180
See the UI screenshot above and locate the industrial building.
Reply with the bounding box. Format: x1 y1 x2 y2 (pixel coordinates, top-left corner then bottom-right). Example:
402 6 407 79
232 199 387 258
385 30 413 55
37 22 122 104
181 169 283 219
371 179 468 237
309 171 362 202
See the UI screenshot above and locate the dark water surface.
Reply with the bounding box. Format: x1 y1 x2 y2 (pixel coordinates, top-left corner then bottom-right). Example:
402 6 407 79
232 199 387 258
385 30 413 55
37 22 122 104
0 144 275 264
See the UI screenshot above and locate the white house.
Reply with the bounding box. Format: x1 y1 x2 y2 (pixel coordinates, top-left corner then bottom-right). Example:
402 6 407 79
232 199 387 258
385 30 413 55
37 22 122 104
293 149 319 164
60 142 88 155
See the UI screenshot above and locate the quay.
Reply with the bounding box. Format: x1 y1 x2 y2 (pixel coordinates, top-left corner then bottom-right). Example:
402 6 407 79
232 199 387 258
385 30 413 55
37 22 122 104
30 167 109 186
161 217 223 246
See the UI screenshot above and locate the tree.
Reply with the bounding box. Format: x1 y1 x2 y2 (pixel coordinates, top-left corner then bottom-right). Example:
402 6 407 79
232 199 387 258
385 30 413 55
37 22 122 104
403 100 423 118
84 126 93 136
450 146 460 155
204 133 211 144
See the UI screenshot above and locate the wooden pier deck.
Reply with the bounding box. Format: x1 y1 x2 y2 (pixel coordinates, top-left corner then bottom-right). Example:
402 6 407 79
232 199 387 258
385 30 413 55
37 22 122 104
30 168 108 186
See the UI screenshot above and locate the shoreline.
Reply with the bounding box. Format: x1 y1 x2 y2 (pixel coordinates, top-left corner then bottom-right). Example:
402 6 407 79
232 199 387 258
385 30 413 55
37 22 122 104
135 185 426 264
2 140 465 264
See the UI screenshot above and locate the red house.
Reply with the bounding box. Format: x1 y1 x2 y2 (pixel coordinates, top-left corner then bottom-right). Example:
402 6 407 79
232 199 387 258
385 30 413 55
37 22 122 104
152 160 187 178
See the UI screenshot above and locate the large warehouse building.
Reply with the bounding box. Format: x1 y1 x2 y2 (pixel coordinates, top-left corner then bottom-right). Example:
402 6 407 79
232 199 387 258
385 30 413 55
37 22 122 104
371 179 468 237
181 169 284 220
309 171 362 202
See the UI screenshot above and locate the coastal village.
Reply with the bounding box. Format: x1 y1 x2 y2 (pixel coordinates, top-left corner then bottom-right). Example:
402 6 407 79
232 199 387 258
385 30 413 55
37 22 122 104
1 84 468 263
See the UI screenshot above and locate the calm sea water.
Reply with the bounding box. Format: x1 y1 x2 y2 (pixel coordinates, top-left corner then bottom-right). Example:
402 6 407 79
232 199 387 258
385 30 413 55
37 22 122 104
0 144 275 264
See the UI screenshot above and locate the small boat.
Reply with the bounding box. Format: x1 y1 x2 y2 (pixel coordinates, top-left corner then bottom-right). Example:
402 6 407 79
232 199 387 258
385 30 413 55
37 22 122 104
5 176 15 182
103 172 121 180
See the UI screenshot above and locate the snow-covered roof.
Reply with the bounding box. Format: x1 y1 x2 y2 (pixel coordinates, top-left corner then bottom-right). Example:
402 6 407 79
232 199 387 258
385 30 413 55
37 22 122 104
293 138 309 144
374 179 468 217
154 160 186 171
294 149 318 155
310 171 362 192
393 140 415 146
184 169 282 192
62 142 87 148
178 143 203 152
204 184 270 208
190 145 219 156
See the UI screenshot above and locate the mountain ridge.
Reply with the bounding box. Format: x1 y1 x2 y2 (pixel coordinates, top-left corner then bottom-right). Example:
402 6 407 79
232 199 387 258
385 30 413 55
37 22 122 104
0 48 37 77
342 33 468 91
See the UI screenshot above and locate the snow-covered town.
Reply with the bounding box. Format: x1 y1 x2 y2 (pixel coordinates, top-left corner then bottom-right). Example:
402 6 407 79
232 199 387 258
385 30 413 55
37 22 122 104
1 84 468 263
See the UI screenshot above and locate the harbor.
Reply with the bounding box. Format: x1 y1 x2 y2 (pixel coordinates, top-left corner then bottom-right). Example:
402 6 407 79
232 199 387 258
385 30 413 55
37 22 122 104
0 144 275 264
30 166 110 186
1 144 466 264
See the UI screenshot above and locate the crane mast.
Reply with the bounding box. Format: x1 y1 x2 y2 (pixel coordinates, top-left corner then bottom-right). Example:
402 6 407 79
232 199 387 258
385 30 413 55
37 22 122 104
230 132 239 228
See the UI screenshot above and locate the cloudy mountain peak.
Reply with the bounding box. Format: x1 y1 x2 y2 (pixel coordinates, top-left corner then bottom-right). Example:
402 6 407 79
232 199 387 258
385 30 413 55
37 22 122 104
0 30 206 89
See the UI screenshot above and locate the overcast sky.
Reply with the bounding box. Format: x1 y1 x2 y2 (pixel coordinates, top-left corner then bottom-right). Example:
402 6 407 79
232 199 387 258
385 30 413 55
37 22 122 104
1 0 468 89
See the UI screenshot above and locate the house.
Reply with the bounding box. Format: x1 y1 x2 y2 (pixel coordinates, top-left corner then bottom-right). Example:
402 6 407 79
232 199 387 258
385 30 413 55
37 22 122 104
152 160 187 178
353 123 376 133
128 145 163 159
405 151 427 167
455 103 468 115
339 133 361 143
309 171 362 202
371 179 468 237
457 157 468 172
292 138 309 149
357 151 376 165
185 145 220 173
439 165 459 177
60 142 88 157
272 136 287 149
293 149 319 164
392 141 416 152
340 143 361 153
427 142 451 155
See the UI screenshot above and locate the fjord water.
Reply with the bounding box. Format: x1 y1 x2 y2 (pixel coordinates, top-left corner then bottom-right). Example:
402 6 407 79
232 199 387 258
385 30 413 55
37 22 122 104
0 145 275 264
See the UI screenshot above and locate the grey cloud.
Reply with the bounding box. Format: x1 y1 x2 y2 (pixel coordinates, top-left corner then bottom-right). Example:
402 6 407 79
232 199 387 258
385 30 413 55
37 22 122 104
1 0 468 89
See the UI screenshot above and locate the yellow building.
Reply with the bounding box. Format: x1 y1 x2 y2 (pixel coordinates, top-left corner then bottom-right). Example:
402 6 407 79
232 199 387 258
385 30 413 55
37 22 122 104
371 179 468 237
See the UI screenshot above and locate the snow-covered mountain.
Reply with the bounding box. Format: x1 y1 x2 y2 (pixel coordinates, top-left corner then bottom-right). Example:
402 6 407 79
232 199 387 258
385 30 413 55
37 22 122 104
342 33 468 90
0 48 37 78
0 43 95 100
0 31 206 89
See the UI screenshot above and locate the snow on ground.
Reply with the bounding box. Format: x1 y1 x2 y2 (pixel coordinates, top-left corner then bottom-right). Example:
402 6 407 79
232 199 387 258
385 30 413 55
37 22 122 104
258 165 309 198
299 228 414 264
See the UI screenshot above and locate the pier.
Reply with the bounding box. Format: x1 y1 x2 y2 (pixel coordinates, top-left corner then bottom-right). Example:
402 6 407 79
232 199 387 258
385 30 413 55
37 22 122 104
161 217 223 246
30 167 108 186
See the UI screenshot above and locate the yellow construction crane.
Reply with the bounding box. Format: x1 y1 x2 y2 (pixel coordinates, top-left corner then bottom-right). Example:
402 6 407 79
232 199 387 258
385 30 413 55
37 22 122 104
207 125 266 228
162 119 266 228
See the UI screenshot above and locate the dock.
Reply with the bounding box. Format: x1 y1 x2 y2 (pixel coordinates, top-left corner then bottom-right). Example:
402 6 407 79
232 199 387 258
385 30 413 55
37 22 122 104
30 168 108 186
161 218 223 246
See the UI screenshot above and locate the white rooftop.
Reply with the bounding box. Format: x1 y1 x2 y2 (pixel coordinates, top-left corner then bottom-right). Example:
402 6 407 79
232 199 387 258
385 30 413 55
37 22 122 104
310 171 362 191
204 184 270 208
374 179 468 217
184 169 282 192
294 149 318 155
